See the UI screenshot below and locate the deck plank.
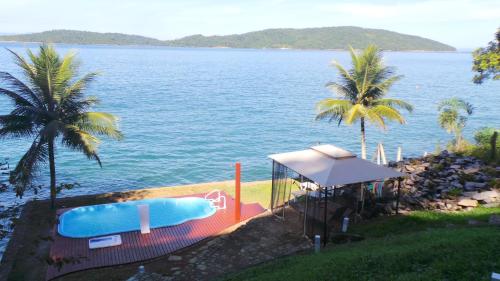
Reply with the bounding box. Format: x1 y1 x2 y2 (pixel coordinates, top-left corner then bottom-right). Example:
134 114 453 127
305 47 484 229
45 192 265 280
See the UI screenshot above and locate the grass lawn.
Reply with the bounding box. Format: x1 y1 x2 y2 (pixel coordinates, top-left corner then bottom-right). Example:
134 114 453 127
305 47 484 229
223 207 500 281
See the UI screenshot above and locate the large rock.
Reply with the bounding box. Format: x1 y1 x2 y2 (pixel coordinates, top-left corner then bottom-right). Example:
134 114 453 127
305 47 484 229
463 167 480 174
464 182 487 190
472 190 499 201
457 199 478 207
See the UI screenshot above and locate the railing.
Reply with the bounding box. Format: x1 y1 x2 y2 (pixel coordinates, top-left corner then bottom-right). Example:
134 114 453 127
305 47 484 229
204 189 227 210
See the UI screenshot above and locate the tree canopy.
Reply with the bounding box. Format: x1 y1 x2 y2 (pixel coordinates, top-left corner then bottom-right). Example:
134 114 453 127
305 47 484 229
472 28 500 84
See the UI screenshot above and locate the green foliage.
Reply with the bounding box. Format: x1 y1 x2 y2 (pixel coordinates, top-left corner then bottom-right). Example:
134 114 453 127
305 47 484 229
0 44 123 207
431 163 445 172
438 98 474 151
459 144 500 165
447 187 462 198
0 27 456 51
489 178 500 189
458 172 475 185
55 182 81 194
474 127 500 146
350 207 500 237
472 28 500 84
224 208 500 281
481 166 499 177
451 127 500 164
0 29 164 46
315 45 413 158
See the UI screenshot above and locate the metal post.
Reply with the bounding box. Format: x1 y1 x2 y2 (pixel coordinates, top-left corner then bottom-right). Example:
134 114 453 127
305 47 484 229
396 177 402 215
271 160 275 213
360 183 365 213
235 162 241 222
303 189 308 236
323 185 327 246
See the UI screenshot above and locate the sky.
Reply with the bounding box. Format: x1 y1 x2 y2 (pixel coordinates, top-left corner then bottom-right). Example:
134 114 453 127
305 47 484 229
0 0 498 49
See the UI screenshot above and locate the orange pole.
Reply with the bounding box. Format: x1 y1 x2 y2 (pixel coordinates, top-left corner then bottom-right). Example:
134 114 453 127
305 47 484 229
235 162 241 222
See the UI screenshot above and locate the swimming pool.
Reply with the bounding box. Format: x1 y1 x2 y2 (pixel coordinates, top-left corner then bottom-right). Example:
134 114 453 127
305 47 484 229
58 197 216 238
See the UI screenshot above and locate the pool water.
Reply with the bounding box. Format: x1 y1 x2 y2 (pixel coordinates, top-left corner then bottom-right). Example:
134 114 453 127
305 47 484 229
58 197 216 238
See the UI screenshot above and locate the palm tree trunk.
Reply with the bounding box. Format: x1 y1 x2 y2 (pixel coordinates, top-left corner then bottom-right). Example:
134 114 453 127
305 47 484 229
361 117 367 159
48 138 57 209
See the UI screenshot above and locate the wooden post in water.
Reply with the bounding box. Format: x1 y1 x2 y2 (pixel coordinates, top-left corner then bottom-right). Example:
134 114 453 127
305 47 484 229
235 162 241 222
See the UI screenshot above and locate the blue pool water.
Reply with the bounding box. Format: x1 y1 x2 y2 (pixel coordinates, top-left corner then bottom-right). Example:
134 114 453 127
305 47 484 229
0 43 498 205
58 197 216 238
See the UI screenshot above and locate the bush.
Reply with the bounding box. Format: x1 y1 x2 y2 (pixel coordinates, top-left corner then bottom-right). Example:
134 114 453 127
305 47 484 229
474 127 500 146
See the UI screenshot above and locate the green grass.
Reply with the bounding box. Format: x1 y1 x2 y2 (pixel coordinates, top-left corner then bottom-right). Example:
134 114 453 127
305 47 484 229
223 208 500 281
350 207 500 238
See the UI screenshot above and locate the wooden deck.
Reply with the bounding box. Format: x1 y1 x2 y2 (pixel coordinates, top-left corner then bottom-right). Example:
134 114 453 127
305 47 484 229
46 192 265 280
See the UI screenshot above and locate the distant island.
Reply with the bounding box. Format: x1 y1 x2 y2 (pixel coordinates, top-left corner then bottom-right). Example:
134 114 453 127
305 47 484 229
0 26 456 51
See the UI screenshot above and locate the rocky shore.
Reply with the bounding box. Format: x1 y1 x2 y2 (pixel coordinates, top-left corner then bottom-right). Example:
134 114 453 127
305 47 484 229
393 150 499 211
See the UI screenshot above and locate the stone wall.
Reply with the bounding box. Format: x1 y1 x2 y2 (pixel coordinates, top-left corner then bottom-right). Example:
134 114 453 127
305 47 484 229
391 150 499 211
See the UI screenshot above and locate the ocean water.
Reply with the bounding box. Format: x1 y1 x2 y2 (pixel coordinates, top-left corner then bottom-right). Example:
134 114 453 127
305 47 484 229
0 43 499 204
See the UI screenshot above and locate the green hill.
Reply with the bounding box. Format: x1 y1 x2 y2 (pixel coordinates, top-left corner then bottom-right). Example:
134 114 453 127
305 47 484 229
0 29 164 46
0 27 456 51
167 26 455 51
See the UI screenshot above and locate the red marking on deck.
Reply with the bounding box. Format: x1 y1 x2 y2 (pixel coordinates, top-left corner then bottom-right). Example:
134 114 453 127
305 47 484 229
45 192 265 280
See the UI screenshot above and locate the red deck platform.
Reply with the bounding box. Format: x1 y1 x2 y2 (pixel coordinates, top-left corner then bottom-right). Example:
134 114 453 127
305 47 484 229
46 192 265 280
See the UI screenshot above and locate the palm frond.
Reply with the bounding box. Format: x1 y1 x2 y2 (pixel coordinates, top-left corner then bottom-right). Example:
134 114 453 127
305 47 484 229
61 124 102 166
76 112 123 140
9 138 48 197
438 98 474 115
0 114 35 138
371 105 406 124
325 82 354 99
364 107 386 129
0 71 43 107
344 104 367 124
374 98 414 112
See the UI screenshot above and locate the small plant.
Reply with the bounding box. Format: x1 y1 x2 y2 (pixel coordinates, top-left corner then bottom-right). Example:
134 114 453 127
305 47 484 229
474 127 500 146
56 182 80 194
434 142 443 155
438 98 474 152
489 178 500 189
481 166 499 177
447 188 463 198
458 173 475 184
431 163 445 172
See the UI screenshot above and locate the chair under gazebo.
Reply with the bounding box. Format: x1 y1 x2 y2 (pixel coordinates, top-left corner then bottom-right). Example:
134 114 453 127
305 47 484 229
268 144 405 245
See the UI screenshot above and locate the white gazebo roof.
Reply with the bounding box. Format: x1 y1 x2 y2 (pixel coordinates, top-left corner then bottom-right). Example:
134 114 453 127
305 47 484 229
269 144 404 186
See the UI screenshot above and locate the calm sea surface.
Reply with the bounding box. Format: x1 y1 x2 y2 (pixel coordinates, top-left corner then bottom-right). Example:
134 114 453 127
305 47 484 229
0 43 499 205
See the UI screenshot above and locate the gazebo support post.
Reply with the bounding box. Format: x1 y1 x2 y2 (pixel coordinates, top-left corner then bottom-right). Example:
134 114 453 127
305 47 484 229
360 183 365 214
271 160 275 214
323 185 327 247
303 189 308 237
396 177 402 215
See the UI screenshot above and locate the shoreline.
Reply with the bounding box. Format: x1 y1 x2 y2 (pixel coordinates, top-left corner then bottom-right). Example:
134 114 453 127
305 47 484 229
0 40 459 53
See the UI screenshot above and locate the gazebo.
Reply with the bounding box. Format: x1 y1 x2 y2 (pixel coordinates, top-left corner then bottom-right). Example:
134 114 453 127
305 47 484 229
269 144 405 244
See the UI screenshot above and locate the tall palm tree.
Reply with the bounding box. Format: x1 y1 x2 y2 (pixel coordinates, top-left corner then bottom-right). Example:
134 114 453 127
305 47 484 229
438 98 474 150
0 44 123 208
315 45 413 159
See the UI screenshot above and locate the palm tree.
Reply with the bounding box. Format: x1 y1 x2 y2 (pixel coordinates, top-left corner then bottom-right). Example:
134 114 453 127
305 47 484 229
438 98 474 151
0 44 123 208
315 45 413 159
